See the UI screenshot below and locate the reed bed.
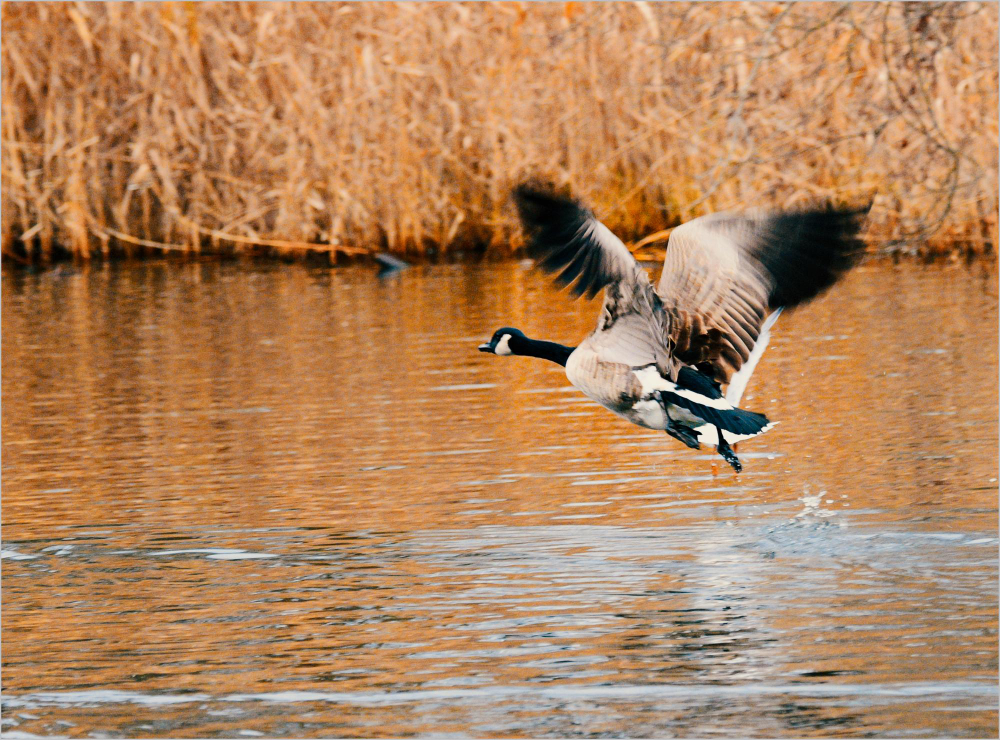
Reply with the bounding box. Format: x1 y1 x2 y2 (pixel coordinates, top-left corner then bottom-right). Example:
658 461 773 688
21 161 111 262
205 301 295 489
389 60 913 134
2 1 997 262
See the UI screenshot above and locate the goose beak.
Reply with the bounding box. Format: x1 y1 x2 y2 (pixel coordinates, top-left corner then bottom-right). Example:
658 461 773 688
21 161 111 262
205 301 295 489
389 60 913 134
478 342 493 353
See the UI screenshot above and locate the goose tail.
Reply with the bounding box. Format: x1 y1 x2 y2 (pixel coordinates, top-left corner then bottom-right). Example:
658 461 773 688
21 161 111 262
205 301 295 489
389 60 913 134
695 421 777 447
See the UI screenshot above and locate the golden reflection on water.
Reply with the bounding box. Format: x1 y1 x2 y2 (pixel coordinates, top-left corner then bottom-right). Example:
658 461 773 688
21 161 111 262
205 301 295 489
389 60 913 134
2 260 997 738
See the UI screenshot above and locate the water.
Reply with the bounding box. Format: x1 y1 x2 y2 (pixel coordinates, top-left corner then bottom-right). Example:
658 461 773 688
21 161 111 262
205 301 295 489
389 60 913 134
3 260 997 738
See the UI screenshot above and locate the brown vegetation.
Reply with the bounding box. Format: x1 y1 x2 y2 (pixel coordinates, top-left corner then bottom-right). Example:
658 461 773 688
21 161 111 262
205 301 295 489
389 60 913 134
2 2 997 263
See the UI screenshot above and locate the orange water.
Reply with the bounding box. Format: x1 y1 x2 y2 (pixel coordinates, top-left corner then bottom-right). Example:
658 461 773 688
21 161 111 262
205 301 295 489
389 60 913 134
3 261 997 737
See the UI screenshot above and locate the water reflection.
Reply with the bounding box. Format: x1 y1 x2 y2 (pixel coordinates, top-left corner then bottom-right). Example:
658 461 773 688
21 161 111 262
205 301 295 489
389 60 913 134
3 260 997 737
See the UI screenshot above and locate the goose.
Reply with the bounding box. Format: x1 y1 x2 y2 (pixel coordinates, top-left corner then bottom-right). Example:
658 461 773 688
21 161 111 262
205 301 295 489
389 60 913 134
478 184 867 471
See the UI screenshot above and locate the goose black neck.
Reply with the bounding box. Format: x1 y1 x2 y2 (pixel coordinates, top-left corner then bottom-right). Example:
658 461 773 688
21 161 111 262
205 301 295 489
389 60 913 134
510 335 575 367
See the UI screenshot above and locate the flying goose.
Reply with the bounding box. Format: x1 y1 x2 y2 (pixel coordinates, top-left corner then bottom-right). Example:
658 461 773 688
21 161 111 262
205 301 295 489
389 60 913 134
478 184 867 471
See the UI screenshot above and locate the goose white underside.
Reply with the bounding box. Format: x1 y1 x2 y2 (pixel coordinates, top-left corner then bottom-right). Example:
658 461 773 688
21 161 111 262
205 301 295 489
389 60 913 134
571 358 776 447
622 399 775 446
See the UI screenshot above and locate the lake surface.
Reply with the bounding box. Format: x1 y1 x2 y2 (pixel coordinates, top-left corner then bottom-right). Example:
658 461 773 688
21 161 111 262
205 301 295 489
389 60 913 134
3 259 997 738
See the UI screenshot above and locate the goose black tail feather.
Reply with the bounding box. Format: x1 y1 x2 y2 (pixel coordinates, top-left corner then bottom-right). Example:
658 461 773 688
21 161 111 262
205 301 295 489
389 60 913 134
663 392 769 435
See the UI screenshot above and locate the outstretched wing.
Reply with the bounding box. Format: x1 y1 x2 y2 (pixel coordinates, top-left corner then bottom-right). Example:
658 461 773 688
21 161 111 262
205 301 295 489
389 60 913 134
514 184 649 300
657 207 867 384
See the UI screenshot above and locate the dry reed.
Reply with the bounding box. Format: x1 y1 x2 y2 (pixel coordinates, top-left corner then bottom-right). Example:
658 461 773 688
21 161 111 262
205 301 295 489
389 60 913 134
2 1 997 262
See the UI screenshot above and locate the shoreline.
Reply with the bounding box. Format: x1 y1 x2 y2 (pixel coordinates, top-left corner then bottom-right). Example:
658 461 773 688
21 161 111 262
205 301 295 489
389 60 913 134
3 242 996 274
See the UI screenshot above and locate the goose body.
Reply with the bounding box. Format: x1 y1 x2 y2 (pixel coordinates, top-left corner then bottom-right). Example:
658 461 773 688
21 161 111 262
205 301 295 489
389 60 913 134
479 184 866 471
566 354 772 445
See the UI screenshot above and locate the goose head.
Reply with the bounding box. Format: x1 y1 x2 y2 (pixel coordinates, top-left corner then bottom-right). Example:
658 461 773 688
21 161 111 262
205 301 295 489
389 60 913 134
478 327 525 356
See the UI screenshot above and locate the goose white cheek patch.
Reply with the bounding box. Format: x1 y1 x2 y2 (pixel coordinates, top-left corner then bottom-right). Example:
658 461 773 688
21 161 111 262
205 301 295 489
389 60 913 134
494 334 513 356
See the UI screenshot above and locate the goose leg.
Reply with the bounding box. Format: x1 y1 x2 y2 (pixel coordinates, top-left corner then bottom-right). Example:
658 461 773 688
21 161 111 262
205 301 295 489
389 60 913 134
654 391 701 450
716 427 742 472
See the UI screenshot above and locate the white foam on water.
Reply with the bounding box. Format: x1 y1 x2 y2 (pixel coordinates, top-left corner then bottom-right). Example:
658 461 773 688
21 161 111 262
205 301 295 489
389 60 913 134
3 690 212 708
4 682 994 710
150 548 277 560
1 549 39 561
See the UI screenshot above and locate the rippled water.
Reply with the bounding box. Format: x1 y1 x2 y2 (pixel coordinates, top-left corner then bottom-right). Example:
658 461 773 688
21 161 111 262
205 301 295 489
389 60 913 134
3 260 997 738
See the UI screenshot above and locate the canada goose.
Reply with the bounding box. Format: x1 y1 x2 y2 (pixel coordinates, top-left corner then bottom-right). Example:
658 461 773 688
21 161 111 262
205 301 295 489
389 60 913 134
478 184 867 471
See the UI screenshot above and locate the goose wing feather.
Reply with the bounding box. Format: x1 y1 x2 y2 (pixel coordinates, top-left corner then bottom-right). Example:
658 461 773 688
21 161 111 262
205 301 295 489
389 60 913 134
514 184 649 300
657 207 866 384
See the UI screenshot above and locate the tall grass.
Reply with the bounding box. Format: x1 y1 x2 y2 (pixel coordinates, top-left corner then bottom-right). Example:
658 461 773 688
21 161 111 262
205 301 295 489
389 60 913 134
2 2 997 262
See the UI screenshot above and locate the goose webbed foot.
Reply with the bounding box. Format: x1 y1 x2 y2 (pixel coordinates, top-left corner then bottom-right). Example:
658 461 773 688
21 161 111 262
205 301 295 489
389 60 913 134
654 391 701 450
716 428 742 472
667 422 701 450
